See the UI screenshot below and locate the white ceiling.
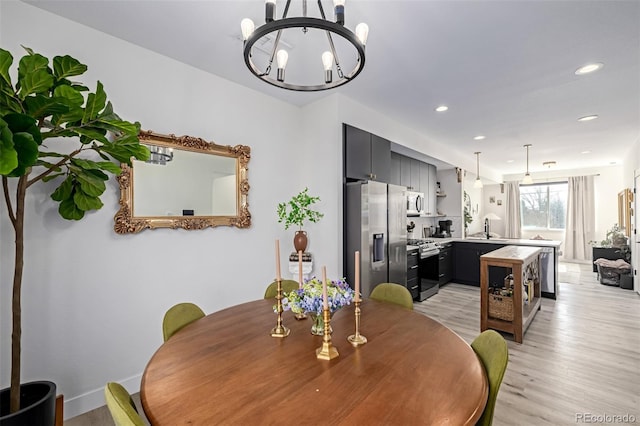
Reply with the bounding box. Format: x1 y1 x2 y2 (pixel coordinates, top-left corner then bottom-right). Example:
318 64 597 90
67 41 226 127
25 0 640 178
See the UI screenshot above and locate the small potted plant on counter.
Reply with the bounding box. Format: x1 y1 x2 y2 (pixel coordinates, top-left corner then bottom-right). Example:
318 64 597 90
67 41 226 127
277 187 324 253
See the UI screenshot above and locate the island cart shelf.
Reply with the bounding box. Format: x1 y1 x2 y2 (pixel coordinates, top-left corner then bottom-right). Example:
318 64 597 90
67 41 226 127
480 245 542 343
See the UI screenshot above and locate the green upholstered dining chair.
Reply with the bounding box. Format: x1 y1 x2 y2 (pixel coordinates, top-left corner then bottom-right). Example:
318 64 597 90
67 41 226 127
104 382 145 426
162 302 205 342
263 279 300 299
471 330 509 426
369 283 414 310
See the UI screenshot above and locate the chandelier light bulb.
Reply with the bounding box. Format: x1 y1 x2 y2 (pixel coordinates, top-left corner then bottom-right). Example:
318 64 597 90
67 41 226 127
276 49 288 82
265 0 276 22
322 51 334 83
355 23 369 46
240 18 255 41
276 49 289 69
322 51 334 71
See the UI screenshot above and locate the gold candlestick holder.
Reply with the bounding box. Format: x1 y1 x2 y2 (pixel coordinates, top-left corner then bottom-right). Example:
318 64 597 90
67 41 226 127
316 308 339 360
347 300 367 346
270 278 290 338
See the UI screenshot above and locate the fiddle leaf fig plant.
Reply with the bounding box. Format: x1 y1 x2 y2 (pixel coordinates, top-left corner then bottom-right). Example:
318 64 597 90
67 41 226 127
277 187 324 230
0 46 149 413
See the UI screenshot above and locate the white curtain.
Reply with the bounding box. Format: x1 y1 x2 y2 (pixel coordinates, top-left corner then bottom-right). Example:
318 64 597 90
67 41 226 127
504 181 521 239
564 176 595 261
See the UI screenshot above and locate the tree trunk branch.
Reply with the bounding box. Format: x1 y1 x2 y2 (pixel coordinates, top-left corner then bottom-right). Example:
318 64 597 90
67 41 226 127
27 148 82 188
2 176 16 227
10 174 28 413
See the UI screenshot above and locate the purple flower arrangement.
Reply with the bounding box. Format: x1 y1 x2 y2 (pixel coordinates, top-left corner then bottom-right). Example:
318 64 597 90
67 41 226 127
282 277 355 315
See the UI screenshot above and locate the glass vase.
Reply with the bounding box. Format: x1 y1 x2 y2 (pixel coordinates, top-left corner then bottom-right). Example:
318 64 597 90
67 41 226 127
309 312 332 335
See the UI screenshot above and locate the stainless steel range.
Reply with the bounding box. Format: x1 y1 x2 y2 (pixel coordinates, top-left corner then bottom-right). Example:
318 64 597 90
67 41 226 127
407 239 440 300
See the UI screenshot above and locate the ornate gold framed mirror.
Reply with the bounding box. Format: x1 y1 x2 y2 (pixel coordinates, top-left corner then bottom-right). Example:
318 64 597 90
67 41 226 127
114 130 251 234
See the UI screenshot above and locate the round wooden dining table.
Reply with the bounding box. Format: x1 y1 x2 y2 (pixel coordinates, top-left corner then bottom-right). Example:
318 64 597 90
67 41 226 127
141 298 488 425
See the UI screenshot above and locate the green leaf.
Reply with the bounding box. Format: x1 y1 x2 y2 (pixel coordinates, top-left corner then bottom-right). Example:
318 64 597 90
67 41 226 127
41 172 65 182
41 128 78 140
24 95 70 120
0 118 18 175
51 176 73 201
7 131 39 176
71 167 107 197
82 81 106 123
73 190 104 211
38 151 67 158
34 160 62 171
59 197 85 220
73 126 109 144
95 161 122 175
93 118 139 135
17 53 54 100
0 91 22 116
0 49 13 87
53 85 85 108
52 55 87 80
2 112 42 145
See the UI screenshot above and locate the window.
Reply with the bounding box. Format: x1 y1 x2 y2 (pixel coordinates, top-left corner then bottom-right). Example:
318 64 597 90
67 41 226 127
520 182 568 229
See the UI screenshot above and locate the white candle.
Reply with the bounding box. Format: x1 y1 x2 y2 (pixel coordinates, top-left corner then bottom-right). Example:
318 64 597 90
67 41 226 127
322 266 328 309
275 239 281 281
298 250 303 289
355 251 360 302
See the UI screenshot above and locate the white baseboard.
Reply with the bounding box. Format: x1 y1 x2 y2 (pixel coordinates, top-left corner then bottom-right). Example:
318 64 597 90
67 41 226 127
63 373 142 420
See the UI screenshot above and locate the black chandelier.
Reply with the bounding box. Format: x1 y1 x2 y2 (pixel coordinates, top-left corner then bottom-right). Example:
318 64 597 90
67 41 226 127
241 0 369 91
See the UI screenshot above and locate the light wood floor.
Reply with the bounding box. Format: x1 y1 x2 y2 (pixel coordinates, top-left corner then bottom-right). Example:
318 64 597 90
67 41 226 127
67 262 639 425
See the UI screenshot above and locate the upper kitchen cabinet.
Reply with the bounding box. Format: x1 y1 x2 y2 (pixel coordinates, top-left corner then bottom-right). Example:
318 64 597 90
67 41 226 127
390 152 402 186
344 124 390 182
419 163 437 215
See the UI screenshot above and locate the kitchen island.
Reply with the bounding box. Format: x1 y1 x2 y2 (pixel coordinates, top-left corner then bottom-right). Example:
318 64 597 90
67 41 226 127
433 237 561 299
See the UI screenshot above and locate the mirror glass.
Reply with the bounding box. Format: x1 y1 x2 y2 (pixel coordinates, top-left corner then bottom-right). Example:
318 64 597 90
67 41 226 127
114 131 251 234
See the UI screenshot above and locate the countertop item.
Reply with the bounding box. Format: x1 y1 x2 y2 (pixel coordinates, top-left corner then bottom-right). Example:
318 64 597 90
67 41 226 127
435 237 562 248
141 298 488 425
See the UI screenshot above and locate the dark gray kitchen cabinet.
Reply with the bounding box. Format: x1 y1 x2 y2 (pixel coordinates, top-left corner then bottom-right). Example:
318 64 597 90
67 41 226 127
390 152 402 186
453 242 504 286
344 124 390 182
407 247 420 299
398 155 421 192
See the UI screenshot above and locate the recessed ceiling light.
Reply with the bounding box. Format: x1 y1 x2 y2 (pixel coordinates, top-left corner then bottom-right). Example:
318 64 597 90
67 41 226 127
581 150 591 154
578 115 599 122
610 161 617 165
435 105 448 112
473 135 485 140
575 62 604 75
506 159 514 163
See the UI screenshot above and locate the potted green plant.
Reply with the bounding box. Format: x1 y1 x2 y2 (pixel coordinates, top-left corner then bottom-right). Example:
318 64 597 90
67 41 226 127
598 224 628 248
276 187 324 253
0 46 149 424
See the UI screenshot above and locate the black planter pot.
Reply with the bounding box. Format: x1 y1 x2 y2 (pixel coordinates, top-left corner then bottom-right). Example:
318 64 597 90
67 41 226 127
0 381 56 426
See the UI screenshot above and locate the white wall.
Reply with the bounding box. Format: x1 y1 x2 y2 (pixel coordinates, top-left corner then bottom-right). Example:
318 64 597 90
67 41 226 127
1 1 312 419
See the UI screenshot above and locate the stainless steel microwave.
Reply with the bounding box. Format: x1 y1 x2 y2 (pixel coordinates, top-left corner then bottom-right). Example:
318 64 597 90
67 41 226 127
406 191 425 216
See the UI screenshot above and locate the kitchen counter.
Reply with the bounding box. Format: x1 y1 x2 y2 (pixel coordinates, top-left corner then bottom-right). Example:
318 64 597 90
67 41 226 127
439 238 561 299
434 237 561 248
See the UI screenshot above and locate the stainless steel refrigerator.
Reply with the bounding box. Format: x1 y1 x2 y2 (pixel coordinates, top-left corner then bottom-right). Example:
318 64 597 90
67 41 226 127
345 180 407 297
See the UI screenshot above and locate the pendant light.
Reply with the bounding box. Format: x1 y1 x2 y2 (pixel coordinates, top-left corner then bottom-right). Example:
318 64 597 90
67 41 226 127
522 144 533 184
473 152 483 188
